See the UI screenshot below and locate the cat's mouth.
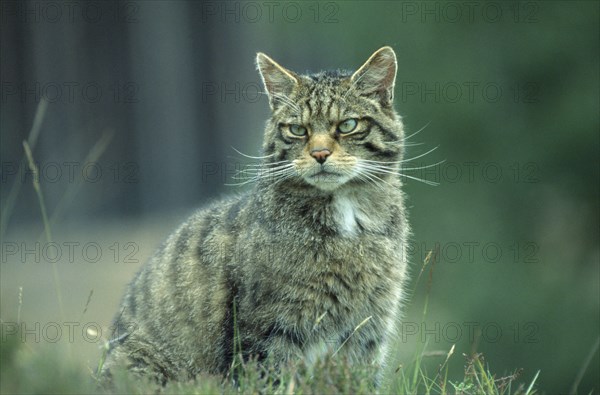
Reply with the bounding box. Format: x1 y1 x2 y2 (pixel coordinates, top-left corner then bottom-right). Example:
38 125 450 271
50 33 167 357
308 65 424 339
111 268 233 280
308 170 339 178
302 167 351 191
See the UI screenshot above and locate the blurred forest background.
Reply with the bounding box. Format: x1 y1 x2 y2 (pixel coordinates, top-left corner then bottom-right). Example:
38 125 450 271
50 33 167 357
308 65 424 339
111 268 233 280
1 1 598 393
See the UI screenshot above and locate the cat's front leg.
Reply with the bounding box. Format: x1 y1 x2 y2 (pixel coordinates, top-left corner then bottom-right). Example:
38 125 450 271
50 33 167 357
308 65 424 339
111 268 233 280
260 328 305 367
332 331 390 390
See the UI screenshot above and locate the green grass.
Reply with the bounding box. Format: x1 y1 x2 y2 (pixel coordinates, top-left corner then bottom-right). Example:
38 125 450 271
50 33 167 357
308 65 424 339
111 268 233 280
0 325 541 394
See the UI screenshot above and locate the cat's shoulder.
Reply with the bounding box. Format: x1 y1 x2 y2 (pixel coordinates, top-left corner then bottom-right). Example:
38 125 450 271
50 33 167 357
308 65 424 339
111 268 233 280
176 191 254 236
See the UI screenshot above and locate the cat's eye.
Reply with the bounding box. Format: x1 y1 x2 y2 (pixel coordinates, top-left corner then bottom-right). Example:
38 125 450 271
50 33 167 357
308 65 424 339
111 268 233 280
289 124 307 136
338 119 358 134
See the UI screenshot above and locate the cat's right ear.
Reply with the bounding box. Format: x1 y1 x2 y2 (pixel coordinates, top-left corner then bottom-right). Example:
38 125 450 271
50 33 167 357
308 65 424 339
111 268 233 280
350 46 397 106
256 53 299 110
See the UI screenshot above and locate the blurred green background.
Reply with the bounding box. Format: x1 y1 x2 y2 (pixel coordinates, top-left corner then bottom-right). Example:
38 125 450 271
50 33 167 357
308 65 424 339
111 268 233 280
1 1 598 393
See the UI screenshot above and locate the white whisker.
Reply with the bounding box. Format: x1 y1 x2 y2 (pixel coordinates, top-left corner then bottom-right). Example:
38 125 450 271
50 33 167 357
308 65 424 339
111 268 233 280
358 147 437 165
357 167 398 190
400 146 439 163
224 178 259 187
230 146 275 160
356 160 439 187
354 170 388 192
226 162 296 187
398 173 439 186
401 141 425 147
401 160 446 171
243 160 290 168
358 163 401 178
404 121 431 141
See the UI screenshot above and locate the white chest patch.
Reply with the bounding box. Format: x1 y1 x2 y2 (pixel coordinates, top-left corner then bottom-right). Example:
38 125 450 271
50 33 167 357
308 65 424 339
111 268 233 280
333 195 363 236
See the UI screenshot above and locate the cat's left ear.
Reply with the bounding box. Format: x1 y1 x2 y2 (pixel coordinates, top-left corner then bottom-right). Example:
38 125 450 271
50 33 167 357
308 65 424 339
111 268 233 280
256 52 299 110
350 46 397 106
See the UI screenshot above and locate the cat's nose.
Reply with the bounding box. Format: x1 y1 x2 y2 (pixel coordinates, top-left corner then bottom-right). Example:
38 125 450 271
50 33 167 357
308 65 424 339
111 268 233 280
310 148 331 164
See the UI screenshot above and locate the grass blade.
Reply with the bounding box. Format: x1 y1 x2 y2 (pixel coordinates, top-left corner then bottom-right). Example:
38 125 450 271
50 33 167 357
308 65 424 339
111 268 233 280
22 140 65 323
526 370 540 395
570 336 599 395
47 129 114 227
332 316 372 357
1 98 48 238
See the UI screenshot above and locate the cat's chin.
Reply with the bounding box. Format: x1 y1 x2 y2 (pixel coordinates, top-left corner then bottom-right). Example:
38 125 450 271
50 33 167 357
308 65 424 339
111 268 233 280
303 174 350 191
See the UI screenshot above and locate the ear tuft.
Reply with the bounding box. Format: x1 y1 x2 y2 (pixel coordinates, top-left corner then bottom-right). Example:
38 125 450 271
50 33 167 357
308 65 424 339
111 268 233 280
256 53 299 110
350 46 397 105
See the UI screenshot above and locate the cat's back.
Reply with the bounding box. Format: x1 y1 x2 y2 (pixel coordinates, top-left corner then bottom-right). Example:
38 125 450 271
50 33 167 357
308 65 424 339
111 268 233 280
105 193 252 378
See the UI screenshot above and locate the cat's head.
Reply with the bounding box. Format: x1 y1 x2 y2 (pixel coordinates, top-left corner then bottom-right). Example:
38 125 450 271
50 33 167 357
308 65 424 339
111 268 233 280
257 47 404 192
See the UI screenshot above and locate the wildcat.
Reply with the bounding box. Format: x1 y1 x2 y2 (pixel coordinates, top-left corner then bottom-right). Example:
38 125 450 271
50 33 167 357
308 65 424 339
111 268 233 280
101 46 410 387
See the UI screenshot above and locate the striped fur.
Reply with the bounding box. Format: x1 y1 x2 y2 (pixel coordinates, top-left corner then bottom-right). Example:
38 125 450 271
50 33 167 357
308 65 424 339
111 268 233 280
102 47 410 388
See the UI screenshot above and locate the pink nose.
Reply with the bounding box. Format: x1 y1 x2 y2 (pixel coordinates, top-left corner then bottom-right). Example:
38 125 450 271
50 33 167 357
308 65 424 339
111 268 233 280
310 148 331 164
